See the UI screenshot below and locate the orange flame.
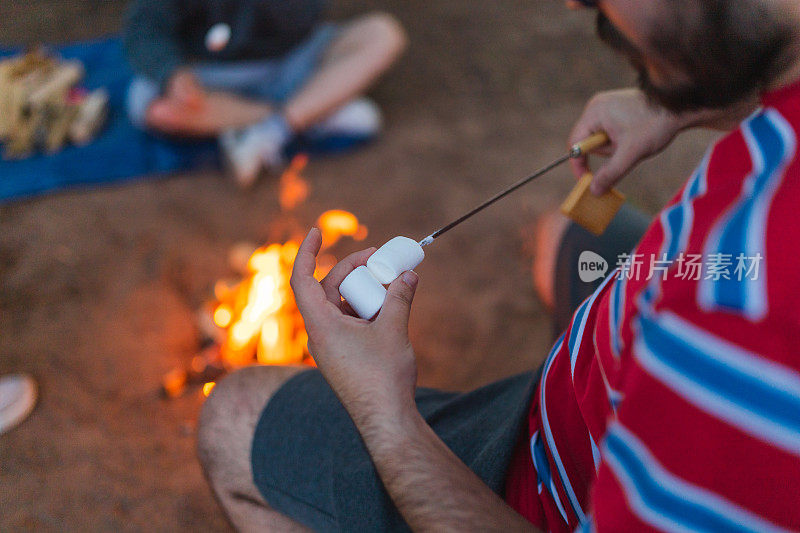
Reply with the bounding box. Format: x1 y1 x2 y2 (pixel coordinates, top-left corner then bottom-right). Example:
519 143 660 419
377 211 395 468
317 210 368 248
209 156 366 369
279 154 310 211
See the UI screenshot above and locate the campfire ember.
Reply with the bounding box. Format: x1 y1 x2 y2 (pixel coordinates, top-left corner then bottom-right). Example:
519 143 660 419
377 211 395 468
161 155 367 398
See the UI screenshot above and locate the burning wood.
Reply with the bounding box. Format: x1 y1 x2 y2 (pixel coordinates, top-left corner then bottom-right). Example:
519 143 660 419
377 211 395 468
162 155 367 398
214 240 309 367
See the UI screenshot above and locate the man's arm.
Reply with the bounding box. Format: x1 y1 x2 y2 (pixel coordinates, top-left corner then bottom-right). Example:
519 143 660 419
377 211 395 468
568 88 758 194
354 396 537 532
290 229 539 532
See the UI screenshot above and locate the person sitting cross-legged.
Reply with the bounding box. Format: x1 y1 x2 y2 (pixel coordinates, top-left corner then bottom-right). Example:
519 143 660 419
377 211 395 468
124 0 406 187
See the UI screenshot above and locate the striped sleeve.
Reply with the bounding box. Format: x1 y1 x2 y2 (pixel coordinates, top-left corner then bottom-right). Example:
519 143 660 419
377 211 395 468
588 107 800 532
590 309 800 531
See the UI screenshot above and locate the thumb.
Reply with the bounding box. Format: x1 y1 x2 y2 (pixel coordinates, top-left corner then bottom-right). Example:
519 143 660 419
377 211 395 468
378 271 419 329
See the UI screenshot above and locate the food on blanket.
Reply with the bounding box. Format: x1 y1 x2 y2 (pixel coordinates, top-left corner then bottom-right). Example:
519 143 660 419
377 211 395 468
69 88 109 146
339 265 387 320
27 61 83 108
0 48 108 159
365 236 425 285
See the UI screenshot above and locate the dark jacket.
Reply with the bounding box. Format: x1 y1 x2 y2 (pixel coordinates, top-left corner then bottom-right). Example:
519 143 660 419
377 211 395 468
123 0 327 88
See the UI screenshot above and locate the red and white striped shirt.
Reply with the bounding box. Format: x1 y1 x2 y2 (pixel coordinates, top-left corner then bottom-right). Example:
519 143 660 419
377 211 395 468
505 80 800 532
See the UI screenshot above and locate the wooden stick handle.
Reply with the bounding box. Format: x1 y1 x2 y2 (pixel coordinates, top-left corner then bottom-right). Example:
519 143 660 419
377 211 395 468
570 131 610 157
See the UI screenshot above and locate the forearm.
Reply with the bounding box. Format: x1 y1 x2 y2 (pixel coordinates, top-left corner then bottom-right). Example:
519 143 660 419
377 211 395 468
290 231 537 531
352 403 539 533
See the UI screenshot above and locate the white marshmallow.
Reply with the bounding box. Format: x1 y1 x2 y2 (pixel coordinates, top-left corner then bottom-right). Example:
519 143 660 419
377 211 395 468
339 265 387 319
366 236 425 285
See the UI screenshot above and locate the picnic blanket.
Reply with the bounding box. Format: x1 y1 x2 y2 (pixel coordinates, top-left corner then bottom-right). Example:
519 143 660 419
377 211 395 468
0 37 370 204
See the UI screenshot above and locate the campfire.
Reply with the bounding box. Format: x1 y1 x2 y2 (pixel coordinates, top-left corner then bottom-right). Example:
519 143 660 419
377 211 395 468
161 155 367 398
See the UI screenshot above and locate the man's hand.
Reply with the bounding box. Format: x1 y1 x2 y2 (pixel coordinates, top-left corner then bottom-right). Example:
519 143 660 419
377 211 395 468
569 88 758 195
167 69 206 110
291 228 537 532
568 88 684 195
290 228 419 423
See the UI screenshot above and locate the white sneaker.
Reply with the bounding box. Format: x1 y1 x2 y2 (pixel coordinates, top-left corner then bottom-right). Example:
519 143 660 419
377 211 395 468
219 128 265 189
0 373 37 435
311 98 383 138
219 115 291 188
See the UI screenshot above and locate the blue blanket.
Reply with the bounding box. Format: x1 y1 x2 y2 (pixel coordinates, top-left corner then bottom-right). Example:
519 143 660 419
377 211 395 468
0 37 369 204
0 38 219 203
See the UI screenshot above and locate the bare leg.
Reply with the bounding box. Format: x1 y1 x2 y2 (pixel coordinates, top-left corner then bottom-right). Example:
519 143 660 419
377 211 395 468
146 92 273 137
284 12 407 131
197 365 311 532
533 210 571 310
144 12 405 137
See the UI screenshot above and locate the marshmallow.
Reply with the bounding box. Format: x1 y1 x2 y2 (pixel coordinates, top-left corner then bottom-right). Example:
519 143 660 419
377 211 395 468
339 265 387 319
339 236 425 319
366 236 425 285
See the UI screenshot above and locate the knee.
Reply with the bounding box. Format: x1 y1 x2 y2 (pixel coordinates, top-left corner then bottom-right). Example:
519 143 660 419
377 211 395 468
361 12 408 58
197 366 305 483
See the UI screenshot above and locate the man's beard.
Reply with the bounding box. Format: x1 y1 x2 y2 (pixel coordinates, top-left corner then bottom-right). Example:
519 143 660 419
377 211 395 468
596 4 792 113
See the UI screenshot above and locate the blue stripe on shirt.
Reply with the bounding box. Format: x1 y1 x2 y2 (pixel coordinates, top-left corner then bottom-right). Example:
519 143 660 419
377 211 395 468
539 332 588 525
604 424 788 533
699 110 796 320
531 430 569 523
635 310 800 457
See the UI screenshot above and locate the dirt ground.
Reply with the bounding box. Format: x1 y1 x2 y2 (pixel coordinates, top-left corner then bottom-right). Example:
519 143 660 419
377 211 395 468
0 1 716 530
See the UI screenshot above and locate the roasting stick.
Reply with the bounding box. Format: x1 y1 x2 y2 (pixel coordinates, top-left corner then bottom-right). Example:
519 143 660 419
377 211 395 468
418 131 611 247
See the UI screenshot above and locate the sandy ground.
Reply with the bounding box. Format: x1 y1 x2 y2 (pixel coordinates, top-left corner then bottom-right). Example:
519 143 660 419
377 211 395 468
0 0 716 530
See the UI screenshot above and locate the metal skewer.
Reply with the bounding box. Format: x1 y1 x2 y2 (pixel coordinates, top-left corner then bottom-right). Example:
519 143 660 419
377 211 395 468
418 131 609 247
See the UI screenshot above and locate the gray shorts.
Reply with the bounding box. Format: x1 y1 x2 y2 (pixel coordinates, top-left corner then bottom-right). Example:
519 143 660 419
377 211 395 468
250 206 650 531
552 204 650 336
251 369 538 532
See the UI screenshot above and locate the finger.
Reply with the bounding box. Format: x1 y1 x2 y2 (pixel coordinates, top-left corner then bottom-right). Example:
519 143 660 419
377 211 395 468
568 115 601 179
173 78 192 100
172 74 203 106
320 247 377 307
290 228 329 327
377 271 418 330
591 145 639 195
340 300 359 318
186 86 206 110
568 123 595 152
569 156 590 180
179 87 203 109
593 146 615 157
